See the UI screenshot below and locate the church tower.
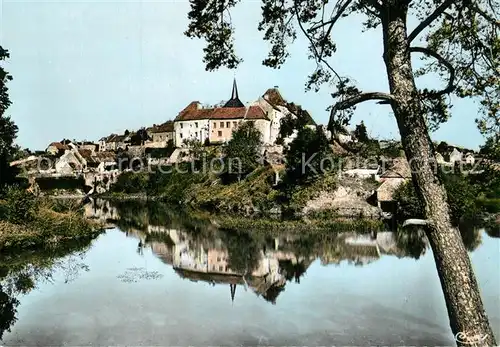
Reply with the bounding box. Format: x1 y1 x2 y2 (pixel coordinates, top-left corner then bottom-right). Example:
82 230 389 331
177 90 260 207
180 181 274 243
223 78 245 108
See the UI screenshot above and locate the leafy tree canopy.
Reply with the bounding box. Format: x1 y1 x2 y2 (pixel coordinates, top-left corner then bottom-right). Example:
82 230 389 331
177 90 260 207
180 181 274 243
224 121 262 179
284 126 333 185
0 46 18 191
184 0 498 137
353 121 369 143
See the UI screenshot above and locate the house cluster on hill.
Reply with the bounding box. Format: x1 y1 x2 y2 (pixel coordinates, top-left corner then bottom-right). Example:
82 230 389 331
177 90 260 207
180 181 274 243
95 80 315 154
10 80 318 178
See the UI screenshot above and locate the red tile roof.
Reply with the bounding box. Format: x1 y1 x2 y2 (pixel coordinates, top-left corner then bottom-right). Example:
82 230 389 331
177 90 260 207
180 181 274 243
48 142 70 151
175 103 267 121
151 121 174 133
78 149 93 160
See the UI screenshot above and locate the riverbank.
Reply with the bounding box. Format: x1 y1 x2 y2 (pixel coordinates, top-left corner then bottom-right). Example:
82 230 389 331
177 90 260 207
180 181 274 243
0 195 103 252
101 166 381 219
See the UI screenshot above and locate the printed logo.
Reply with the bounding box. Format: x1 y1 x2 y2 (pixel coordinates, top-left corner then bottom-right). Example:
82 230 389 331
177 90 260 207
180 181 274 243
455 331 489 345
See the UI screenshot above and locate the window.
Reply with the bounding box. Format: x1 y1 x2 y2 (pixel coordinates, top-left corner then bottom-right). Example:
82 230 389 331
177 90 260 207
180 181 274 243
180 123 183 129
218 131 222 137
220 122 224 128
217 256 221 262
218 266 224 271
180 133 183 139
233 121 237 127
213 122 217 128
226 121 230 128
195 122 198 128
195 132 198 138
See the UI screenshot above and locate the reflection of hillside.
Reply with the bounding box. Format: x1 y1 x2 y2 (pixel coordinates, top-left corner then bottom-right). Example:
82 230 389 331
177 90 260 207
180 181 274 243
103 200 485 303
84 198 119 228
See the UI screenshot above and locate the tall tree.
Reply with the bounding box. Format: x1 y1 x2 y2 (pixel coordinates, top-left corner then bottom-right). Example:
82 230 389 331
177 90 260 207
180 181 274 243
184 0 498 344
0 46 18 191
354 121 369 143
224 121 262 181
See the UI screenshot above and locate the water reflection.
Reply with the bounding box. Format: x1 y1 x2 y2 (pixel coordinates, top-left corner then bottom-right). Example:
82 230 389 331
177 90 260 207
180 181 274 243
1 198 495 344
0 237 98 339
90 199 486 305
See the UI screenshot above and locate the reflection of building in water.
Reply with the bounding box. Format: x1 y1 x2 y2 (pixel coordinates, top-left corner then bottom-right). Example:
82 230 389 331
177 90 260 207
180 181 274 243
319 231 429 265
142 227 314 304
84 198 119 228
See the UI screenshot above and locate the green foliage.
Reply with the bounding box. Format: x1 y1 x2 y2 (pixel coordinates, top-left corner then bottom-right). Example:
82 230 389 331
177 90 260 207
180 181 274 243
353 121 369 143
3 187 38 225
188 165 280 214
111 171 149 194
150 166 208 203
284 126 334 185
0 46 18 192
479 136 500 161
286 172 337 213
277 106 315 145
394 173 484 225
130 128 149 146
223 122 262 180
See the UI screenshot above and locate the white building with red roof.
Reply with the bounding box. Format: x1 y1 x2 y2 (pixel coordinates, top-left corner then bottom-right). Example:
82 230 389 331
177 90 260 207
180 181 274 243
173 80 314 147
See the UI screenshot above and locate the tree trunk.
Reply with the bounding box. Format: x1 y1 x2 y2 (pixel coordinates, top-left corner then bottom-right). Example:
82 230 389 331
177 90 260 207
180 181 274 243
381 2 496 346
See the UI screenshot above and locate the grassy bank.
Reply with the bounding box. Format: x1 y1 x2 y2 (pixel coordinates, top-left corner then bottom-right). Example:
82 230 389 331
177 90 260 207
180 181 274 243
105 165 341 217
0 190 103 252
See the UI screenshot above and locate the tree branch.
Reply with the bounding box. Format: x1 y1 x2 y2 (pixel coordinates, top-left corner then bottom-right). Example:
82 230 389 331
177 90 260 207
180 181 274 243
293 2 343 82
410 46 456 97
330 92 395 112
310 0 353 32
468 2 500 28
407 0 455 43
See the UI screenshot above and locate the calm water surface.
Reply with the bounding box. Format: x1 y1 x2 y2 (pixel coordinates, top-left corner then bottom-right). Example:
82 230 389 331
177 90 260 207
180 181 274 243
1 201 499 346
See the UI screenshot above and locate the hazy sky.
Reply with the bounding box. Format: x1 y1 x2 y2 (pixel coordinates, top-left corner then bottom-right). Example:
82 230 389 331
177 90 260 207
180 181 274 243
1 0 485 150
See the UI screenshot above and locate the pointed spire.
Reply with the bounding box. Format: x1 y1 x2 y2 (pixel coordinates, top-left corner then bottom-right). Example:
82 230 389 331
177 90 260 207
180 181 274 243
224 78 245 108
231 78 239 100
230 283 237 303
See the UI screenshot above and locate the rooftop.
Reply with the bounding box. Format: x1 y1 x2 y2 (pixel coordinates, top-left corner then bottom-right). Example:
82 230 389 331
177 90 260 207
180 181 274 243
175 104 267 121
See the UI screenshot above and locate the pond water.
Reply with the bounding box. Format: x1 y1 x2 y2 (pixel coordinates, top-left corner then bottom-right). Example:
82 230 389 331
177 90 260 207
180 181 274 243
1 200 499 346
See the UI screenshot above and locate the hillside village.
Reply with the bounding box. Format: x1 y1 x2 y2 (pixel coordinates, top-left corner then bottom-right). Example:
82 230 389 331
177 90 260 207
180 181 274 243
9 80 489 202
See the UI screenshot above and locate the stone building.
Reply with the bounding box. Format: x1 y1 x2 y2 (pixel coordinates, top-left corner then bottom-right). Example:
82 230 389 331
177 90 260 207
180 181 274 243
151 121 174 144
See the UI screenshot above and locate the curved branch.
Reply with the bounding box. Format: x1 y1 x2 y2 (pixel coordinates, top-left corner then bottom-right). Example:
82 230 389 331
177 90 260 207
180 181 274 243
407 0 455 43
410 46 456 97
330 92 395 112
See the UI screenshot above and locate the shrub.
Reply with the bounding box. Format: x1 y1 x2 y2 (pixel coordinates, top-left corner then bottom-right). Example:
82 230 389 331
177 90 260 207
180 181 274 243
111 171 149 194
393 173 481 225
3 187 38 225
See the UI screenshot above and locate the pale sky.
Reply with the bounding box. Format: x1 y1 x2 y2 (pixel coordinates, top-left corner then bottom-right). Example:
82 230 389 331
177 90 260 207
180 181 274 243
0 0 485 150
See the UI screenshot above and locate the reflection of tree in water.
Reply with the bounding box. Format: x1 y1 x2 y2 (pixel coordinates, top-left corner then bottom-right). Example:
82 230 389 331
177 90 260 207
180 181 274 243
0 237 97 341
395 222 483 259
261 283 286 304
458 220 482 252
0 286 18 341
395 227 428 259
221 230 261 274
278 260 308 283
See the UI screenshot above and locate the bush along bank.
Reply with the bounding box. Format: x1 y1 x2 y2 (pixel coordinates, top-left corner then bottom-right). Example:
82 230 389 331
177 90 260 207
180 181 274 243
0 187 103 252
393 167 500 227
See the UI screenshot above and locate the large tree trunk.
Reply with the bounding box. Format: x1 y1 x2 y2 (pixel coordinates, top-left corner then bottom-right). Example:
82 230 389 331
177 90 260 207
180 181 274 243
381 2 496 346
